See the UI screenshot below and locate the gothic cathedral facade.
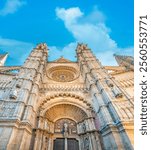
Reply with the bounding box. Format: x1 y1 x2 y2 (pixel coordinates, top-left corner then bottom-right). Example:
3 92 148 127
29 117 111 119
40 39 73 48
0 43 134 150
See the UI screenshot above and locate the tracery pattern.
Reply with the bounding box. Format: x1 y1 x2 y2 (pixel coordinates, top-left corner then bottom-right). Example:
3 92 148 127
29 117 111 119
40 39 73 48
47 66 78 82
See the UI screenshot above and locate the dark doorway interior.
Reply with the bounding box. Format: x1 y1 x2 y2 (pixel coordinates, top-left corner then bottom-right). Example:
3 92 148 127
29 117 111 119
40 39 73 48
67 138 79 150
53 138 79 150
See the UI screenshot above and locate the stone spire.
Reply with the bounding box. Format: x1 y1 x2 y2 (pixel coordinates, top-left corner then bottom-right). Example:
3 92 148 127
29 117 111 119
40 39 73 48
0 53 8 66
114 54 134 70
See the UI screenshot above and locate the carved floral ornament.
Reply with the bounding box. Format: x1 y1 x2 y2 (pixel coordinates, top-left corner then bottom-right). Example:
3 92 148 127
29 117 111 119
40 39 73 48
47 66 79 82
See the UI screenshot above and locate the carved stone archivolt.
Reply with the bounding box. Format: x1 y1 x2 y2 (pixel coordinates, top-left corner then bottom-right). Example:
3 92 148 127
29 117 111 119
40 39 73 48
39 93 93 110
45 104 87 122
47 66 79 82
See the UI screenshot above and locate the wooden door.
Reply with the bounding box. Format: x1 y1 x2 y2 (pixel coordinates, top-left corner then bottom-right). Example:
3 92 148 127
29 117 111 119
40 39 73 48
67 138 79 150
53 138 65 150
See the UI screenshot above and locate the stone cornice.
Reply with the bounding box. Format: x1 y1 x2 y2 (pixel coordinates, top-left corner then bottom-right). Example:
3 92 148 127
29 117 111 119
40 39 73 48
40 83 84 92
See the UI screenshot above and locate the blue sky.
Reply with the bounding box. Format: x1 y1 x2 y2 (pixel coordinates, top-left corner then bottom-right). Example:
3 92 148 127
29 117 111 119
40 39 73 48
0 0 134 66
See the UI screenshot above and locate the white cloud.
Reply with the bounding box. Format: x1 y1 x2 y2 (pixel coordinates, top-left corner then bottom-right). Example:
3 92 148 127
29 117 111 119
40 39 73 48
55 7 117 51
56 7 83 24
0 0 26 16
0 36 34 65
49 42 77 61
54 7 133 66
82 6 106 24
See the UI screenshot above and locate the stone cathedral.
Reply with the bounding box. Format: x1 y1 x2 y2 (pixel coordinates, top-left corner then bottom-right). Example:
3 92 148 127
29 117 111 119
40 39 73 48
0 43 134 150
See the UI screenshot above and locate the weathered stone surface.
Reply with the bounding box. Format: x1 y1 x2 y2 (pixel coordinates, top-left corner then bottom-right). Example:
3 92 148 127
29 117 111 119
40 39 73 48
0 43 134 150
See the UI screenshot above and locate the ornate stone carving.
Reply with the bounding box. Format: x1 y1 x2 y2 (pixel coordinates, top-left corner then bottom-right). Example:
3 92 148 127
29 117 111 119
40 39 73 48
9 89 18 99
36 43 47 50
47 66 79 82
41 83 84 92
39 93 93 110
84 137 90 150
0 101 16 118
82 123 86 132
54 118 77 135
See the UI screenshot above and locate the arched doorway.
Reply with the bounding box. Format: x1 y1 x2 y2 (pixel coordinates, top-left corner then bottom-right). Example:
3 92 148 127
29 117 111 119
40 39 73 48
33 96 102 150
43 104 87 150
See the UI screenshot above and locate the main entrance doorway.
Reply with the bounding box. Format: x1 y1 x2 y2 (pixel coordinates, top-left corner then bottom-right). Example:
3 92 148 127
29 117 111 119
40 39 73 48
53 118 79 150
53 138 79 150
33 103 95 150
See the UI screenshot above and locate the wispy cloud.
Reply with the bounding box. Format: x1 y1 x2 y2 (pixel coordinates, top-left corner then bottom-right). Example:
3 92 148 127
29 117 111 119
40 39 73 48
0 36 34 66
0 0 26 16
52 7 133 66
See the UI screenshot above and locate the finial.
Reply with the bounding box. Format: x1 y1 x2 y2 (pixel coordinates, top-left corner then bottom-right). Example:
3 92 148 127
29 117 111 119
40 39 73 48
36 43 48 50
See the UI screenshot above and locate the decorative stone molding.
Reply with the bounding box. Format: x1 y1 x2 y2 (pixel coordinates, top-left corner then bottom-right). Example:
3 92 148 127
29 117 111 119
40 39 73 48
40 83 84 92
39 93 93 110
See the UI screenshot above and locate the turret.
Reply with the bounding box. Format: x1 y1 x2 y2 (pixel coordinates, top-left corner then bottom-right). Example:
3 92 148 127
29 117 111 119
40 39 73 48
114 54 134 70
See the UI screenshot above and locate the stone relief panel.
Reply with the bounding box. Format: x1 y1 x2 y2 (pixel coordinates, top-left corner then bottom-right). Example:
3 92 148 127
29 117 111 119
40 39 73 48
0 101 16 118
54 118 77 135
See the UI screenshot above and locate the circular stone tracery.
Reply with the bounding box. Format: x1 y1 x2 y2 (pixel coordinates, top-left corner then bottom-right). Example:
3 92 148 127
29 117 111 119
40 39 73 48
47 66 78 82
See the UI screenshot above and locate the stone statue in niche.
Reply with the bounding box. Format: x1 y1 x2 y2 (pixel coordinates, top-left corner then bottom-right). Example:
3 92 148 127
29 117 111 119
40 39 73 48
9 89 18 99
64 123 68 132
55 118 77 135
84 137 89 150
63 122 68 137
82 123 86 133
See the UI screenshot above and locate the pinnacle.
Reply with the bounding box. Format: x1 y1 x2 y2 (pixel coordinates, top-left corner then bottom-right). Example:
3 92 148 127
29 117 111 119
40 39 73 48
0 53 8 66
